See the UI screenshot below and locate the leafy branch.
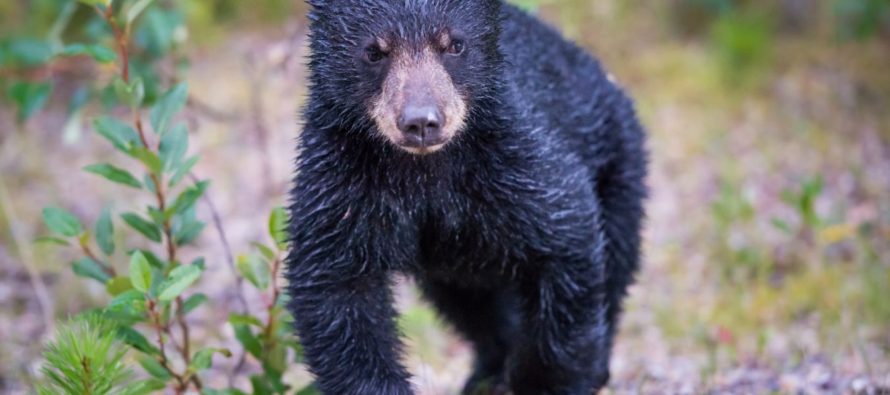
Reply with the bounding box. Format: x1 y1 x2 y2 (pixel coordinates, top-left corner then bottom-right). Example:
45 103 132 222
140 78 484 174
33 1 313 394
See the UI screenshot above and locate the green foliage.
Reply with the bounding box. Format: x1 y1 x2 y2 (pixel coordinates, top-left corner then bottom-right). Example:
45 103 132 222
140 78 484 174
94 117 143 152
777 176 825 231
671 0 889 39
710 11 772 84
129 252 152 293
269 207 289 249
96 208 116 255
834 0 890 40
709 180 767 284
225 209 303 395
238 254 271 291
114 77 146 108
36 315 162 395
0 0 191 124
121 212 162 242
704 172 890 350
60 43 117 63
29 2 307 393
7 81 53 122
42 207 84 238
84 163 144 189
150 83 188 135
156 264 202 301
73 257 112 284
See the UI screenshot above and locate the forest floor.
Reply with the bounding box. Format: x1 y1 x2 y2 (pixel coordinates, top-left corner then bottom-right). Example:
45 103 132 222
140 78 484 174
2 7 890 395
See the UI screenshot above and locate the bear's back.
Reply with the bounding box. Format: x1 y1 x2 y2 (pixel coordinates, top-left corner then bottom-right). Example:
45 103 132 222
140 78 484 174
498 4 625 170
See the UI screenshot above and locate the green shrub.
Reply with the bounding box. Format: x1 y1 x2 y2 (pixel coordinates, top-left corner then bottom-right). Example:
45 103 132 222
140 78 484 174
23 1 313 394
37 314 162 395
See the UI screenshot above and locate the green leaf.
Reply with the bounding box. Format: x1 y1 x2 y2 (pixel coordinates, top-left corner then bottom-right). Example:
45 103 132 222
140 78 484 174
113 77 145 108
107 290 147 316
269 207 289 248
8 81 52 122
72 257 111 283
129 147 163 175
228 313 263 327
129 251 153 293
250 375 274 395
264 343 289 378
106 276 133 296
169 155 199 187
174 219 205 246
189 348 231 372
130 249 166 269
84 163 143 189
147 206 165 226
233 324 262 358
115 326 159 355
96 208 115 255
127 0 156 24
141 8 177 56
170 180 208 216
102 309 144 327
236 254 270 290
261 366 289 394
252 242 276 261
42 207 83 237
35 236 70 246
288 338 304 362
120 379 167 395
94 116 142 152
121 212 162 242
6 38 52 67
157 264 203 301
159 123 188 172
137 355 171 380
189 257 206 271
60 43 117 63
182 293 208 314
150 83 188 135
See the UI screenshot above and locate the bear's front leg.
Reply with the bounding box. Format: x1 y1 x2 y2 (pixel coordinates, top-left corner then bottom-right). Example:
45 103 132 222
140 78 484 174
287 269 412 395
508 255 611 395
285 133 416 395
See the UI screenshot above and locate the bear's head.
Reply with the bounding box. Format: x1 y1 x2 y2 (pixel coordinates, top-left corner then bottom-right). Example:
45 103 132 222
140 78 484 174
306 0 504 155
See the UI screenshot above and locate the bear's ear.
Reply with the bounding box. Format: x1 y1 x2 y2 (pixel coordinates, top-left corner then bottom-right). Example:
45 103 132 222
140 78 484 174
306 0 328 9
468 0 501 14
466 0 500 7
442 0 501 14
306 0 345 11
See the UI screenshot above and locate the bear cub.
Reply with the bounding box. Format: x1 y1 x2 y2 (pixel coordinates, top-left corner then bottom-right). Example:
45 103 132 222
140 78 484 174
286 0 647 394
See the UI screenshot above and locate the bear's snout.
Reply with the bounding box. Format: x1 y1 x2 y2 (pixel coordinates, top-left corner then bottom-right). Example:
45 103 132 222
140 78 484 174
397 100 447 150
369 45 467 155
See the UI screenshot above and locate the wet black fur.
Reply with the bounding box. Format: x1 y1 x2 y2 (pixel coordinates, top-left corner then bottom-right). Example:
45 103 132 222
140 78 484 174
285 1 647 394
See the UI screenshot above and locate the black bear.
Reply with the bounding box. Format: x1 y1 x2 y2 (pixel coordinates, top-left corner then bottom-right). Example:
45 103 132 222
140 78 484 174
285 0 647 394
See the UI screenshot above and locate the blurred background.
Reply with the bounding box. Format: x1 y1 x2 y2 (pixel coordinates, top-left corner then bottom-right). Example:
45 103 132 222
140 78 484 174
1 0 889 394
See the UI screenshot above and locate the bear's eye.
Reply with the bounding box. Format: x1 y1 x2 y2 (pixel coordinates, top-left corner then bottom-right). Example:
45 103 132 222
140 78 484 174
447 39 465 56
364 46 386 64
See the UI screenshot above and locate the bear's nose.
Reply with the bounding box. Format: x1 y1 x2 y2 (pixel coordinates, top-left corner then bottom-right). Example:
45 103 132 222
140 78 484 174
398 105 442 144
